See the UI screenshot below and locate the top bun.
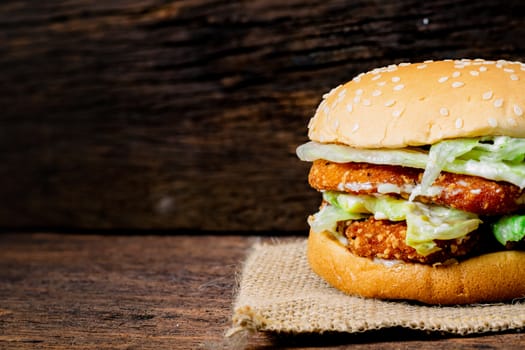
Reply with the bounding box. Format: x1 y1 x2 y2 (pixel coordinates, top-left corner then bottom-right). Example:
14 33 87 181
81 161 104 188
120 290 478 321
308 59 525 148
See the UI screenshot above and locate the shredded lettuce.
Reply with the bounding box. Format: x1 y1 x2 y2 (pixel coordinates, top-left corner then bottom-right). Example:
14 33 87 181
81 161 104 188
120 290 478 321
404 204 481 255
307 204 363 246
412 138 478 200
323 191 409 221
416 137 525 197
310 191 481 256
308 204 363 239
493 215 525 246
297 142 428 168
463 136 525 163
299 136 524 254
296 136 525 189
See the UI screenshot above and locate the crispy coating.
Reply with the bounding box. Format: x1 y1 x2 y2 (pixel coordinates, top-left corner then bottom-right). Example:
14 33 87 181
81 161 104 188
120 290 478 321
342 217 480 264
309 160 525 216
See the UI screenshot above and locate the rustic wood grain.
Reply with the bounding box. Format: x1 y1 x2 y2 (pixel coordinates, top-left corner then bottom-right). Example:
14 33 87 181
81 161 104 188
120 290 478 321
1 0 525 230
0 233 254 349
1 233 525 349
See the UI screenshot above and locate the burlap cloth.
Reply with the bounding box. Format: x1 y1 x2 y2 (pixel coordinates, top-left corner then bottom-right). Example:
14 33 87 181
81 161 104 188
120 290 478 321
227 239 525 338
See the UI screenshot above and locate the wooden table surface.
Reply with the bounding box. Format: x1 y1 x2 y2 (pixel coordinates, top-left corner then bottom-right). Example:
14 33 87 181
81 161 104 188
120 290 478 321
1 233 525 349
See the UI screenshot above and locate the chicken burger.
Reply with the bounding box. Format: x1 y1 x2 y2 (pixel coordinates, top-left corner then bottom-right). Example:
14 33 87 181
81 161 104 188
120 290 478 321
297 59 525 305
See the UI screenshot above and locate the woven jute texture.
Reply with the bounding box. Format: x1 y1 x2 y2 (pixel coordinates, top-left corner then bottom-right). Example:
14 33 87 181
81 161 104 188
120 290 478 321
228 239 525 336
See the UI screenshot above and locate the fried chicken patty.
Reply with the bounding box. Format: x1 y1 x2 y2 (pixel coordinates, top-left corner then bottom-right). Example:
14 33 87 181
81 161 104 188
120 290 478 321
341 217 481 264
310 160 525 216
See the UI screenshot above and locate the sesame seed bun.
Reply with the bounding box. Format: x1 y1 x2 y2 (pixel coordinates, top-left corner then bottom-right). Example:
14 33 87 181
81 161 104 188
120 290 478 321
308 59 525 148
308 229 525 305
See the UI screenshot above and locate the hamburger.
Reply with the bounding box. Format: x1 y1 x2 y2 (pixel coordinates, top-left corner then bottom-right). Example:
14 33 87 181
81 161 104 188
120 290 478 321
296 59 525 305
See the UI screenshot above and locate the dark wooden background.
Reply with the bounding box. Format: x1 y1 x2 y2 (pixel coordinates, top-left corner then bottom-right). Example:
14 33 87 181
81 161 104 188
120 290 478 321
2 0 525 232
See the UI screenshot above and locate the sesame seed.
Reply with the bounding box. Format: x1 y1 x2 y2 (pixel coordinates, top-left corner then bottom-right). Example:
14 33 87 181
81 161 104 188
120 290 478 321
372 74 382 81
323 106 330 114
438 76 449 83
352 123 360 133
391 76 401 83
455 118 463 128
452 71 461 78
513 104 523 116
488 117 498 127
454 65 465 69
346 103 353 112
377 81 386 86
355 89 364 96
399 62 411 67
417 64 427 69
479 66 488 72
470 70 480 76
504 68 515 73
481 90 492 100
494 98 503 108
353 96 361 103
521 66 525 71
372 89 382 97
508 117 517 126
482 91 493 100
384 99 396 107
511 74 519 81
333 120 340 130
362 99 371 106
393 84 405 91
386 65 398 72
452 81 465 88
392 109 403 117
440 107 449 116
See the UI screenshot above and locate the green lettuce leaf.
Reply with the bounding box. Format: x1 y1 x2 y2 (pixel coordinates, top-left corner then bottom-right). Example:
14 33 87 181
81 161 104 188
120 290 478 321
311 191 481 256
416 136 525 196
412 138 478 200
308 204 363 245
463 136 525 163
493 215 525 246
296 137 525 188
296 141 428 168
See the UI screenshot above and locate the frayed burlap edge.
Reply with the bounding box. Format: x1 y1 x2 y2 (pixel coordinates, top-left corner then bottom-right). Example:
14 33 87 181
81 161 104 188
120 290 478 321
227 240 525 340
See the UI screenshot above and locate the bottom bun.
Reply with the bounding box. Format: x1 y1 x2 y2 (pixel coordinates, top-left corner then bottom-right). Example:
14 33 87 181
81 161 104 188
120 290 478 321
307 229 525 305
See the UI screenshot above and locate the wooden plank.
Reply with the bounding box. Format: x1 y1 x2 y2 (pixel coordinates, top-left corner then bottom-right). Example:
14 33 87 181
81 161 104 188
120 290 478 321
1 0 525 229
0 233 255 349
1 233 525 349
